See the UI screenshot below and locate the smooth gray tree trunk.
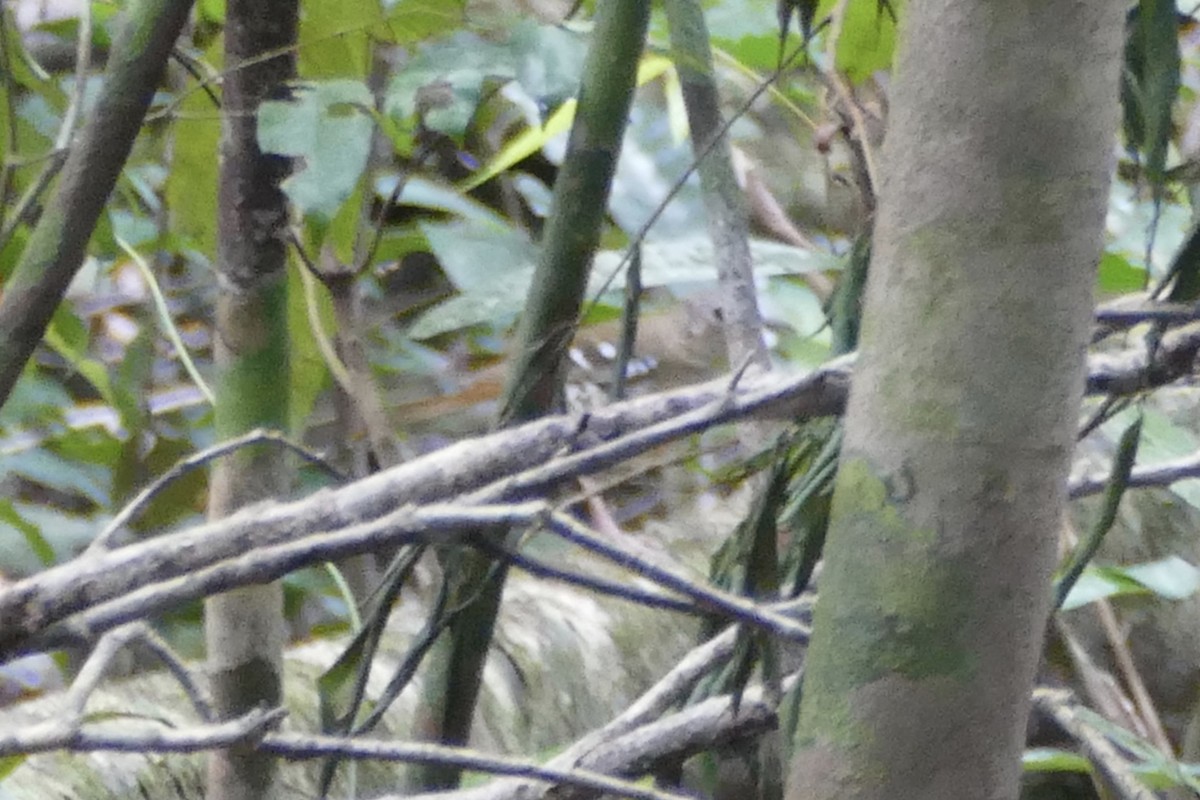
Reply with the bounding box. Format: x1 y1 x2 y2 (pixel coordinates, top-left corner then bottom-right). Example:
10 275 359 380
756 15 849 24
786 2 1126 798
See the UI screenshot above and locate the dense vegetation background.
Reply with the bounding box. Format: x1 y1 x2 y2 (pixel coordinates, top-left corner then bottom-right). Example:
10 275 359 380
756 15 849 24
0 0 1198 798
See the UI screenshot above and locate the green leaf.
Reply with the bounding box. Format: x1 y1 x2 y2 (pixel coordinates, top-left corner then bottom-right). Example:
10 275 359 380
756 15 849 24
0 364 70 428
379 0 467 44
258 80 375 222
0 500 55 567
47 301 87 353
198 0 225 23
299 0 375 78
0 754 28 780
1058 558 1200 611
460 54 674 192
1059 565 1151 610
818 0 901 82
406 218 537 337
287 261 334 435
1022 747 1092 774
34 4 121 50
410 232 838 338
1125 556 1200 600
384 20 588 140
1097 251 1147 294
590 236 840 290
1122 0 1181 191
166 37 221 257
420 218 536 292
0 502 100 574
5 449 109 507
115 436 207 534
46 424 121 463
380 175 513 225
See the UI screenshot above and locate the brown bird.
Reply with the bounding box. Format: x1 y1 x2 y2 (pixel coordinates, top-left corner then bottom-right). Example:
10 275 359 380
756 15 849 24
393 292 730 426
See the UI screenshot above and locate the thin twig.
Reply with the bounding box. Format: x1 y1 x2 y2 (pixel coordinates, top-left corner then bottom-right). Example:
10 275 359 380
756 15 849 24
90 428 343 553
544 510 809 640
1032 688 1158 800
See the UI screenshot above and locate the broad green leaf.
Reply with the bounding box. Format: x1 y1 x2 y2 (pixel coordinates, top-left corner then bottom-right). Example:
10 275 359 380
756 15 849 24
34 4 121 50
407 218 537 337
47 425 122 467
115 436 207 533
384 20 589 141
1097 251 1147 294
300 0 376 78
419 218 535 294
198 0 224 23
0 364 70 428
1059 565 1151 610
0 500 55 567
461 53 674 192
818 0 901 82
109 208 159 250
1059 558 1200 611
5 448 109 507
379 0 467 44
17 91 65 141
0 754 28 780
702 0 780 70
1125 556 1200 600
259 80 375 222
590 236 841 289
1122 0 1180 192
377 175 512 225
410 230 840 338
166 40 221 256
45 306 119 412
0 501 101 574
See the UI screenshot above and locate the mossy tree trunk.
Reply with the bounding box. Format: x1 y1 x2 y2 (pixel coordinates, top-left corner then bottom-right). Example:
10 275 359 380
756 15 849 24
204 2 298 798
785 2 1126 798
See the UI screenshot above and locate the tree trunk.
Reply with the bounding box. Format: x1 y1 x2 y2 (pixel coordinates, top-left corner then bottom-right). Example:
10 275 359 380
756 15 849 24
405 1 651 790
785 2 1126 799
205 2 298 798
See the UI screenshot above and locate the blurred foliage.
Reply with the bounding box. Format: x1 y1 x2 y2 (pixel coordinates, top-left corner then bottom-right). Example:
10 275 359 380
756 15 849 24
3 4 1200 795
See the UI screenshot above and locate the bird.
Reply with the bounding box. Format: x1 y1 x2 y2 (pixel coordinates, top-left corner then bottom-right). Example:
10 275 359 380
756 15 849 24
392 291 730 427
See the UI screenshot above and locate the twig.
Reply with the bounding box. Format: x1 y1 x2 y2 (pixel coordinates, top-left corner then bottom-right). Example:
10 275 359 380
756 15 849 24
402 670 802 800
262 732 697 800
24 502 545 654
89 428 342 553
485 541 699 614
1069 448 1200 499
1031 688 1158 800
57 0 91 151
543 511 809 641
0 704 284 757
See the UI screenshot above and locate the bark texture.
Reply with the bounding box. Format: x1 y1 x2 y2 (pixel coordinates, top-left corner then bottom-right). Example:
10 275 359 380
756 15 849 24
406 0 651 790
786 2 1126 799
204 2 298 798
